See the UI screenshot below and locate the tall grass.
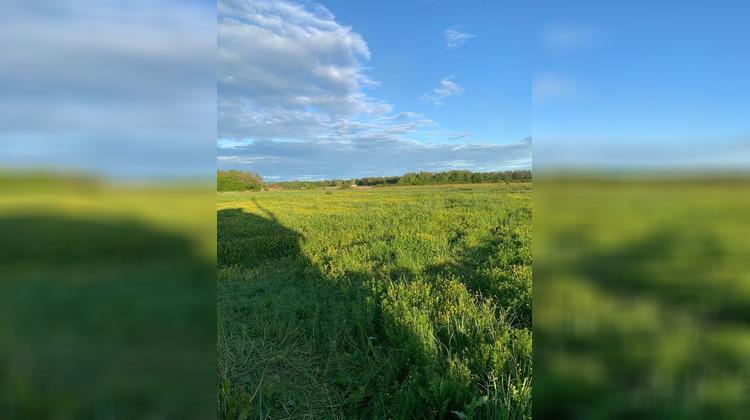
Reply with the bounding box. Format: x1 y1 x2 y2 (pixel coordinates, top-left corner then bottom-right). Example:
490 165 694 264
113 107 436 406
0 182 216 418
534 178 750 418
217 183 532 419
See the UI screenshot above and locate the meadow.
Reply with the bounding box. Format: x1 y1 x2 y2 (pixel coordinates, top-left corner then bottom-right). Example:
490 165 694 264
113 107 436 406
534 177 750 418
0 180 216 418
217 183 532 419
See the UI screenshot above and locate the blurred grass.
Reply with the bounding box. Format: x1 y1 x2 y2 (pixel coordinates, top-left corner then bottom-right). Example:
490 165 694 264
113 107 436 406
0 174 216 418
534 175 750 419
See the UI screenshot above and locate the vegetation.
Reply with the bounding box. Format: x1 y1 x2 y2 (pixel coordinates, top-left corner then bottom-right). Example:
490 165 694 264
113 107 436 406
218 169 265 191
393 170 531 186
217 169 531 191
0 176 216 418
534 177 750 418
218 183 532 419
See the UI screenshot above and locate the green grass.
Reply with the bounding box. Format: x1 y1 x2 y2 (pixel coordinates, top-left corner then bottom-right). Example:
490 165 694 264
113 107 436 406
217 183 532 419
0 185 216 418
534 178 750 419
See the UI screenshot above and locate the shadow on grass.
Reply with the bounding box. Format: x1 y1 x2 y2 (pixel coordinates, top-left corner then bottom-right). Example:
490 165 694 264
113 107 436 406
217 207 351 418
0 214 215 419
217 204 532 419
534 227 750 419
218 207 303 270
575 228 749 324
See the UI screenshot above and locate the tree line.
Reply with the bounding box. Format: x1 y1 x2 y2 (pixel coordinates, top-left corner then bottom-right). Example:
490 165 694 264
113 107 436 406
217 169 531 191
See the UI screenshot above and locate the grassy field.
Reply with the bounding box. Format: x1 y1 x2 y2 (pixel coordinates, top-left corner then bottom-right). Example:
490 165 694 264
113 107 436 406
534 177 750 418
0 183 216 418
217 183 532 419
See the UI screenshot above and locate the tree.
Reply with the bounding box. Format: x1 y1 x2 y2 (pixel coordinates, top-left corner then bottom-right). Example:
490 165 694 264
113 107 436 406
217 170 264 192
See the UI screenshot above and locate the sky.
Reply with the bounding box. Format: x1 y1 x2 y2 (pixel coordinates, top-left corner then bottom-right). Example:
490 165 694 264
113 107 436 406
3 1 747 180
0 0 216 180
217 0 531 181
534 0 750 171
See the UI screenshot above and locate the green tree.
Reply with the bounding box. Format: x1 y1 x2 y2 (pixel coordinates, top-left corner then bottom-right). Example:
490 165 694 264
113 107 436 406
217 170 264 192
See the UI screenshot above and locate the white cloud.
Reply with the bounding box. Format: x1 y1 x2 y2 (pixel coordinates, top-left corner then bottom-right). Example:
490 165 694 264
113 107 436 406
218 0 392 140
444 27 475 50
0 0 216 178
421 76 465 107
449 132 472 140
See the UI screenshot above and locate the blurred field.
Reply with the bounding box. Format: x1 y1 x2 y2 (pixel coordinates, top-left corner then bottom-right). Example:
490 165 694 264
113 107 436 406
0 176 216 418
534 176 750 419
0 0 214 415
217 183 532 419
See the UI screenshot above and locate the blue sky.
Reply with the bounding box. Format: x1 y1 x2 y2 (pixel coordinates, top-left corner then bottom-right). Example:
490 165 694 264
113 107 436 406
217 0 531 181
5 1 747 179
534 0 750 170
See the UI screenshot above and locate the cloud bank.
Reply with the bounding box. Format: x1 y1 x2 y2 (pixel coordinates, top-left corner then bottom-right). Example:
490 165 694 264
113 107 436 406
218 137 531 181
218 0 390 141
0 0 216 178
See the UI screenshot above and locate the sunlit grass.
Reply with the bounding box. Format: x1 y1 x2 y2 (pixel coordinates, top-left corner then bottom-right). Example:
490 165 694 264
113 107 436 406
217 183 532 419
